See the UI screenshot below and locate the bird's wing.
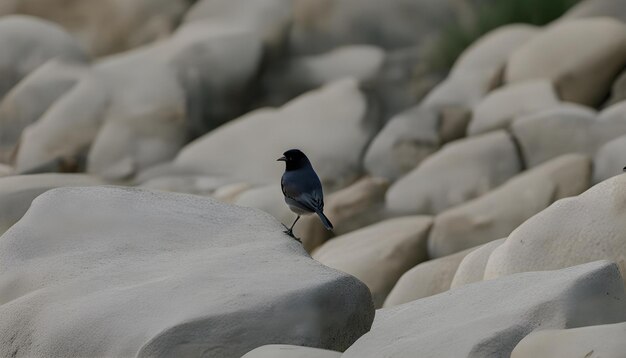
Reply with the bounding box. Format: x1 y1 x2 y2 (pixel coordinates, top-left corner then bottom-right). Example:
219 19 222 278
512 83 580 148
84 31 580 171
281 175 324 212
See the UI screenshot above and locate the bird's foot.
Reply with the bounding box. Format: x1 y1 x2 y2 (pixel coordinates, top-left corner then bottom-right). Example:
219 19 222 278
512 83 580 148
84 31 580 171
282 225 302 243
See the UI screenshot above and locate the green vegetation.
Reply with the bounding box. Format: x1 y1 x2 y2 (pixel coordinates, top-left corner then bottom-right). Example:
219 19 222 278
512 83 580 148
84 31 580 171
428 0 582 72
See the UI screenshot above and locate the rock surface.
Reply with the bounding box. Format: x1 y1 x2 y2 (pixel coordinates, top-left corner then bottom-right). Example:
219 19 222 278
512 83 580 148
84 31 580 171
506 18 626 106
343 261 626 358
383 247 475 307
511 322 626 358
485 173 626 283
386 130 522 215
450 238 506 288
0 186 374 357
593 135 626 184
0 173 103 235
428 154 590 258
313 216 433 308
242 345 341 358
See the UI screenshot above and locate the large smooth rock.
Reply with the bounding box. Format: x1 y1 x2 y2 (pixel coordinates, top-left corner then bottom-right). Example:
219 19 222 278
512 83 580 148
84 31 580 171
0 186 374 357
383 247 475 307
175 79 374 190
428 154 591 258
242 345 341 358
0 174 103 235
593 135 626 184
0 0 191 57
606 68 626 107
562 0 626 24
386 130 522 215
510 102 626 168
0 59 86 162
364 105 440 180
511 322 626 358
450 238 506 288
485 173 626 284
312 216 433 308
0 16 85 100
506 18 626 106
343 261 626 358
468 80 559 135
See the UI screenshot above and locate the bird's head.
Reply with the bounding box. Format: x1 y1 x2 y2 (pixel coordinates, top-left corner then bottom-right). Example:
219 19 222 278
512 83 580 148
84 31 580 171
277 149 310 171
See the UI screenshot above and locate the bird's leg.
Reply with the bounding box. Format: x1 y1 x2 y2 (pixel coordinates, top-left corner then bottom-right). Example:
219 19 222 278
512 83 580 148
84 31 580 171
283 215 301 242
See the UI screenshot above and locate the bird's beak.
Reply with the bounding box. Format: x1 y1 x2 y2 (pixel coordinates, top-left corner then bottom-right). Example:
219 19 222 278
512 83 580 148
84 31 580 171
277 156 286 162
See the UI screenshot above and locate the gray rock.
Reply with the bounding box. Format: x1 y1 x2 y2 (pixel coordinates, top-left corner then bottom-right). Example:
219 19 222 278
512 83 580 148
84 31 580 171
506 18 626 106
512 322 626 358
0 186 374 357
343 261 626 358
593 135 626 184
383 247 475 307
312 216 433 308
484 173 626 285
605 68 626 107
0 174 103 235
468 80 559 135
0 15 85 100
242 345 341 358
562 0 626 24
386 130 522 215
450 238 506 288
428 154 591 258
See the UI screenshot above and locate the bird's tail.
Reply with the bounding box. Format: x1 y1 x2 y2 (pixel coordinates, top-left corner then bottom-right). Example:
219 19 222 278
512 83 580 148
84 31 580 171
316 211 334 230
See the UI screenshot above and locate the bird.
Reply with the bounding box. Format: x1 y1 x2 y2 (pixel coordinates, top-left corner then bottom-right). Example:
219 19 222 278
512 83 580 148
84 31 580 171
277 149 333 241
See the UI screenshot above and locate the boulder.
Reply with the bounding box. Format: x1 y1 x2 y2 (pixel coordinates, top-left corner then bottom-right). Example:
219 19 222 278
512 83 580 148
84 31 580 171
383 247 475 307
484 174 626 284
0 186 374 357
0 164 12 177
175 79 374 190
0 59 86 162
450 238 506 288
343 261 626 358
386 130 522 215
0 174 103 235
511 322 626 358
593 134 626 184
605 68 626 107
312 216 433 308
140 175 233 197
0 16 85 101
512 102 626 168
468 80 559 135
562 0 626 24
364 105 440 180
242 345 341 358
428 154 591 258
505 18 626 106
0 0 191 57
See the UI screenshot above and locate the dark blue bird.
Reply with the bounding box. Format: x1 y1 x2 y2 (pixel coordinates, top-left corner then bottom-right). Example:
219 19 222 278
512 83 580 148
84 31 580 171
277 149 333 240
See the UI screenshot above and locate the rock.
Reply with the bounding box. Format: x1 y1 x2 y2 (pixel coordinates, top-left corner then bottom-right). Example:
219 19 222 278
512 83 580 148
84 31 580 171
0 164 12 177
0 15 86 100
242 345 341 358
562 0 626 24
175 80 374 190
140 175 232 197
14 72 110 173
1 0 191 57
364 105 440 180
0 59 86 162
450 238 506 288
605 68 626 107
386 130 522 215
428 154 591 258
468 80 559 135
505 18 626 106
593 135 626 184
295 176 390 252
86 62 187 180
484 174 626 284
383 247 475 307
262 45 385 106
312 216 433 308
343 261 626 358
511 322 626 358
0 174 103 235
512 102 626 167
212 182 252 203
0 186 374 357
289 0 457 55
184 0 292 56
